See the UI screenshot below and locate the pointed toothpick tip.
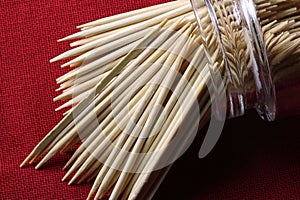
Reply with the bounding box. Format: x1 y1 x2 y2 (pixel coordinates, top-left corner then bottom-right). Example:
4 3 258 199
58 32 82 42
68 178 75 185
20 153 35 168
55 87 64 92
63 110 70 116
63 162 71 171
76 25 84 29
62 174 68 182
61 63 70 68
76 22 92 29
77 178 84 185
49 57 60 63
35 157 48 170
55 105 64 112
20 159 28 168
35 164 42 170
29 159 36 165
57 37 69 42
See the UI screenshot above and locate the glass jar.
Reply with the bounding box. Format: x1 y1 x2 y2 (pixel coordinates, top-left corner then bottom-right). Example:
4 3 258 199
190 0 300 121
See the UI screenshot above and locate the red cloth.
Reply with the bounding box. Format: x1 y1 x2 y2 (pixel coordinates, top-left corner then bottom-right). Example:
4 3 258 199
0 0 299 199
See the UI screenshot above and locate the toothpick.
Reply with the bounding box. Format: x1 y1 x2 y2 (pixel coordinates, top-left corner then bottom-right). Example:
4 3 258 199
77 0 186 29
58 4 192 41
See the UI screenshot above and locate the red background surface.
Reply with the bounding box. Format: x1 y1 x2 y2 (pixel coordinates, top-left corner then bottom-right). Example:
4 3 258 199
1 0 299 199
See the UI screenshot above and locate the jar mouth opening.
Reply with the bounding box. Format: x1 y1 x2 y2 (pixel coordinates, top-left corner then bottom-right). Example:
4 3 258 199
191 0 277 121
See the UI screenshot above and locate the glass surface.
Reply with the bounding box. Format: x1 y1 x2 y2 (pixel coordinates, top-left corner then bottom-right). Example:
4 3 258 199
191 0 277 121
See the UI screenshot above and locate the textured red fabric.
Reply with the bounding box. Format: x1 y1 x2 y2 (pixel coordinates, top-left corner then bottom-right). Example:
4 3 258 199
0 0 299 200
